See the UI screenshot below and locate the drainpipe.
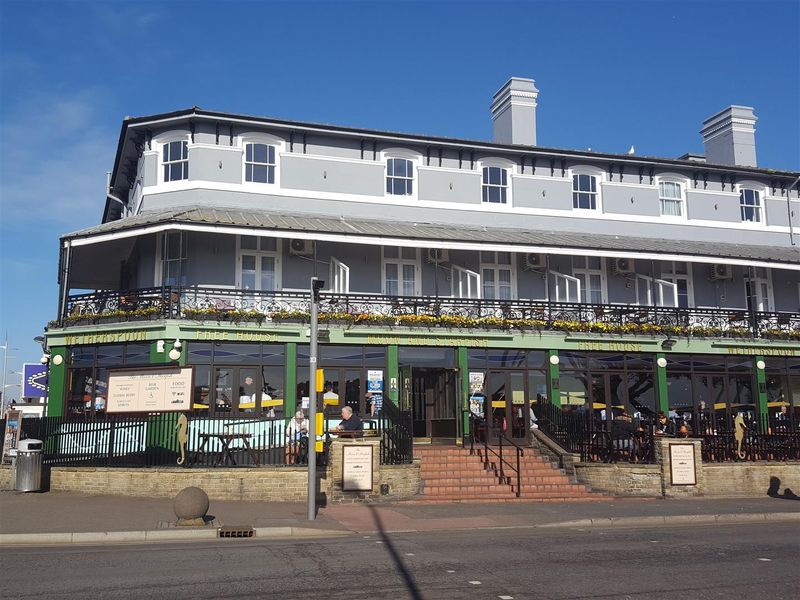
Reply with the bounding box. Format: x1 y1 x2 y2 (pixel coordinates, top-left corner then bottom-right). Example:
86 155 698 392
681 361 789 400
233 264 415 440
786 175 799 246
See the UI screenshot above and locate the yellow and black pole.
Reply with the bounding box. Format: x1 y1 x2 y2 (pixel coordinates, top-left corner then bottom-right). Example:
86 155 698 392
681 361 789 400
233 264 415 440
307 276 324 521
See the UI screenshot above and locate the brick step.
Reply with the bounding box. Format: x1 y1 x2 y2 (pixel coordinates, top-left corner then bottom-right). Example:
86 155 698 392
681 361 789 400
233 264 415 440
422 471 570 482
511 484 590 494
403 495 606 504
421 479 515 488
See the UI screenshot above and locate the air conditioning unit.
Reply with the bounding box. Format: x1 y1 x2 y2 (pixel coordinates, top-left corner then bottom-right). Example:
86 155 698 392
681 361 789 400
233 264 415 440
613 257 635 275
523 253 546 271
711 263 733 280
426 248 449 264
289 239 315 256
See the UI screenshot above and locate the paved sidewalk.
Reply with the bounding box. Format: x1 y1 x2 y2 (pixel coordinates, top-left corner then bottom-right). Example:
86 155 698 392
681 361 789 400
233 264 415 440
1 490 798 544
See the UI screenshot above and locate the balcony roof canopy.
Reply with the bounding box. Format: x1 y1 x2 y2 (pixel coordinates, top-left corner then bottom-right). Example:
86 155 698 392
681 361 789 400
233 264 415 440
64 207 800 271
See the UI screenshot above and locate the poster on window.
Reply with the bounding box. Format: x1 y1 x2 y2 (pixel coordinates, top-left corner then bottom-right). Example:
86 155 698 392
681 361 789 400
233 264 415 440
367 370 384 392
107 367 193 413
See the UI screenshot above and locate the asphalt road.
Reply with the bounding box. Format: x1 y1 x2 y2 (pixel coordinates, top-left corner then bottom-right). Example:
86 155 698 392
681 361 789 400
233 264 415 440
2 523 798 600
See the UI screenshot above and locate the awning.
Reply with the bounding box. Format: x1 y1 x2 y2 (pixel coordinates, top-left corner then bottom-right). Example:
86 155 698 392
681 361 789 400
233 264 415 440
62 207 800 270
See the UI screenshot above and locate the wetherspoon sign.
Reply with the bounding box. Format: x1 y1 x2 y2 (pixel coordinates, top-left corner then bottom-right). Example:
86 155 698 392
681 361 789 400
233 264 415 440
107 367 193 413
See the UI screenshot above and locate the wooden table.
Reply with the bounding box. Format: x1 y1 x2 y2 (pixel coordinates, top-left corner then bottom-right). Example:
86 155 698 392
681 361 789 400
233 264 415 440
194 432 260 466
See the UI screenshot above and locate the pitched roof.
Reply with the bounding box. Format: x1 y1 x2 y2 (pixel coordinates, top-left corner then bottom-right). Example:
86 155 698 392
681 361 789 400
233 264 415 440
65 207 800 265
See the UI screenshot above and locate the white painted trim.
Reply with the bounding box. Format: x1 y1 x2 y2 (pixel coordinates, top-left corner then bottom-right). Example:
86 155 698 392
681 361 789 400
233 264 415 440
655 174 690 221
571 256 608 304
68 222 800 271
240 135 284 190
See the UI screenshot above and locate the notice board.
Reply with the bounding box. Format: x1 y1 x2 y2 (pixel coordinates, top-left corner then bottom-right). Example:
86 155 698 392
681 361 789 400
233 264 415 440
669 443 697 486
342 444 374 492
107 367 193 413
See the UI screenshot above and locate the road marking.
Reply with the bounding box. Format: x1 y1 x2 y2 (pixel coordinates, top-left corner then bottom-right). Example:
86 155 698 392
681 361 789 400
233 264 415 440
375 541 384 544
363 536 371 539
499 596 514 599
469 581 482 585
758 558 772 562
446 570 455 573
405 553 415 556
650 540 659 543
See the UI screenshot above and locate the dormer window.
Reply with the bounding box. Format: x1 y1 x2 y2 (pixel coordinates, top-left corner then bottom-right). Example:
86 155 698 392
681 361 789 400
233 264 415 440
659 181 683 217
386 158 413 195
163 141 188 182
482 166 508 204
739 189 762 223
245 143 276 184
572 174 597 210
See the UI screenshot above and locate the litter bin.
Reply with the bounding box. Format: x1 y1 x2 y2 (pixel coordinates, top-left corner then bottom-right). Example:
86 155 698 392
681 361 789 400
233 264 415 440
15 439 44 492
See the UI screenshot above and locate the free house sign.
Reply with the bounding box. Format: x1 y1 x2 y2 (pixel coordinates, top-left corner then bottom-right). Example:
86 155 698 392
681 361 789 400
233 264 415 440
342 444 374 492
107 367 193 413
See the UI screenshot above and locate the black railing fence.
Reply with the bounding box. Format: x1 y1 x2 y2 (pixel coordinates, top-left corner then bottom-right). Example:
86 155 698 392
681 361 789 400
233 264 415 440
58 285 800 339
12 410 413 468
534 400 657 464
534 399 800 463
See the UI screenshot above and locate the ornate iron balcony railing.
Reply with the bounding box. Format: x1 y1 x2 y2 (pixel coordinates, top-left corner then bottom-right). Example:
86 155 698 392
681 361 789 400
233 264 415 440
55 285 800 340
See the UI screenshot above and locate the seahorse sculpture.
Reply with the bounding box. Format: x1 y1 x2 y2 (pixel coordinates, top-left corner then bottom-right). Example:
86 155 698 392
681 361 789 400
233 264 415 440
176 413 188 465
733 414 747 459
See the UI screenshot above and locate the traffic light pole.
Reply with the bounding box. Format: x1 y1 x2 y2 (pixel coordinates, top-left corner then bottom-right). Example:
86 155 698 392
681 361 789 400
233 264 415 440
307 277 322 521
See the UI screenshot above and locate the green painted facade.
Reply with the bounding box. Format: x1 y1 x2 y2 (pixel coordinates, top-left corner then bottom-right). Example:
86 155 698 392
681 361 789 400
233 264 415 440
44 319 799 416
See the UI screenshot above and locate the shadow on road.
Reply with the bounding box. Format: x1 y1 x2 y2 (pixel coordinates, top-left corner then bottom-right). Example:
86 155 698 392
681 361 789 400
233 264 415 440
368 505 423 600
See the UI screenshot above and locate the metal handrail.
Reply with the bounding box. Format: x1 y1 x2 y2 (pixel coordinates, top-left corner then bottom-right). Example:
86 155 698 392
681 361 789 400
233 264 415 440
464 411 524 497
58 285 800 338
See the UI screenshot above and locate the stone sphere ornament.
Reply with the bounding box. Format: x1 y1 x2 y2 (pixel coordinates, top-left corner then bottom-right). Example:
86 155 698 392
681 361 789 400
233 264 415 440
174 486 209 526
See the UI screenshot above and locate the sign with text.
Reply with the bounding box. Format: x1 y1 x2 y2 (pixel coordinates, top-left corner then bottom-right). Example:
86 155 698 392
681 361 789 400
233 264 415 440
107 367 193 413
669 443 697 486
342 444 374 492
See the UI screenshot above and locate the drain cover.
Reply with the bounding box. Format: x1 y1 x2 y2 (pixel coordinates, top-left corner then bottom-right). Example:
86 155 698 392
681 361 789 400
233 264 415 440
219 526 255 538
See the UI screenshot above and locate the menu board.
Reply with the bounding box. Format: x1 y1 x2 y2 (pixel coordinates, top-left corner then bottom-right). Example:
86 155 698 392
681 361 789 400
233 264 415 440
342 444 373 492
669 443 697 486
107 367 193 413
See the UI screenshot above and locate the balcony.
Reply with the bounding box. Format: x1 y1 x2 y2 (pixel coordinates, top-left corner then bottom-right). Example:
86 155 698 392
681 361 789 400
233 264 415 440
52 286 800 340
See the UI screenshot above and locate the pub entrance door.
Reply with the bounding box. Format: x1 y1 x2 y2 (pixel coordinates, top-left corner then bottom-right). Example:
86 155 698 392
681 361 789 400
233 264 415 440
485 370 529 442
406 368 458 440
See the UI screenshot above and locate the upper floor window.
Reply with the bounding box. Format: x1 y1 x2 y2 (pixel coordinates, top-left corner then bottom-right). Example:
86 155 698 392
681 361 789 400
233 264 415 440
572 256 605 303
739 189 761 223
480 251 513 300
386 158 413 195
163 141 188 182
245 143 276 184
161 231 187 286
572 174 597 210
658 181 683 217
482 167 508 204
383 247 419 296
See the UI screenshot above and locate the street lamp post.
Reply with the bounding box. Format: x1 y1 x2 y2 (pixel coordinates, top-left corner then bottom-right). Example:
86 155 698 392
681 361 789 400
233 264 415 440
308 277 325 521
1 336 19 413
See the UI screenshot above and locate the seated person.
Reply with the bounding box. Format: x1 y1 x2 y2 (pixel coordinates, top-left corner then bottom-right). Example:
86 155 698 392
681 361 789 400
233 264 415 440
332 406 363 436
285 410 309 464
653 412 675 436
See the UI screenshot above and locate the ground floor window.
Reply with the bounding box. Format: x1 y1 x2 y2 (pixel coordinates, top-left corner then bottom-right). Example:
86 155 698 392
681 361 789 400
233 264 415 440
187 342 285 417
665 355 757 433
66 343 152 416
296 345 387 417
764 357 800 431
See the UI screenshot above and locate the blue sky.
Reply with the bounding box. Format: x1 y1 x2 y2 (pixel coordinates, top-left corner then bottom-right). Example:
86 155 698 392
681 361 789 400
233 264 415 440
0 0 798 397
